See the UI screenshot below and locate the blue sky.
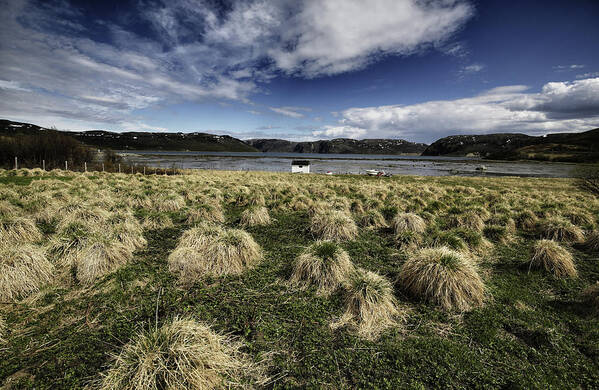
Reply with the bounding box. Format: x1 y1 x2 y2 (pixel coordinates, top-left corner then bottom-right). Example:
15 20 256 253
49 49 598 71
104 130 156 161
0 0 598 143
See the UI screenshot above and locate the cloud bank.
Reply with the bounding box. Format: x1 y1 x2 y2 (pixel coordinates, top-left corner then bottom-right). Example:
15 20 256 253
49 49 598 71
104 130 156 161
315 77 599 142
0 0 473 130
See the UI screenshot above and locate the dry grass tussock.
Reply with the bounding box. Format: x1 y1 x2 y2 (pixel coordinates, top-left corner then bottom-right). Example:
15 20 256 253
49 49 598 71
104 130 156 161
0 245 54 300
357 209 388 229
584 231 599 251
0 315 5 344
290 241 355 296
333 267 403 340
529 240 577 278
310 209 358 242
142 213 174 229
0 215 42 245
515 210 538 232
154 194 186 212
449 211 485 232
75 239 135 285
393 213 426 236
169 224 262 282
539 216 585 243
49 216 144 284
399 247 485 311
582 282 599 313
240 206 271 227
99 318 267 390
186 202 225 225
566 209 596 228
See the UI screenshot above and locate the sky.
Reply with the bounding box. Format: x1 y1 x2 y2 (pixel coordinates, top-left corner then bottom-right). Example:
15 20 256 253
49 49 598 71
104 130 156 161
0 0 598 143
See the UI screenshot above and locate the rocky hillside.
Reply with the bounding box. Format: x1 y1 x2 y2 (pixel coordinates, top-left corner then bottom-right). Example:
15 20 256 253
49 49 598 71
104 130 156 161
247 138 428 155
422 128 599 162
0 120 257 152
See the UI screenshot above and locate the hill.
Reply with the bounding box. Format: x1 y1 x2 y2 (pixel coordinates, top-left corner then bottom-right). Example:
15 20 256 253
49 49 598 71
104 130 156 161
0 119 258 152
247 138 428 154
422 128 599 162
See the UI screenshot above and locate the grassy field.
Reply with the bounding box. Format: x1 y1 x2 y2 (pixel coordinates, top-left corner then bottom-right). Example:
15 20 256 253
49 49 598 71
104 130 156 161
0 168 598 389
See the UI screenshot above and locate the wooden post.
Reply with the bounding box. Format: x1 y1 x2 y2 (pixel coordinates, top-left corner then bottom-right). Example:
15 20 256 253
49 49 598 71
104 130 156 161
84 162 87 172
143 167 146 175
14 157 17 170
65 161 68 171
102 163 105 172
42 160 45 171
118 164 121 173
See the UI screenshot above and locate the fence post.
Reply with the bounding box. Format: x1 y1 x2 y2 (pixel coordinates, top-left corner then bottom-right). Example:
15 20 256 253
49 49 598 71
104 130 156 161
143 167 146 175
14 157 17 170
65 161 68 171
42 160 45 171
84 162 87 172
118 164 121 173
102 163 105 172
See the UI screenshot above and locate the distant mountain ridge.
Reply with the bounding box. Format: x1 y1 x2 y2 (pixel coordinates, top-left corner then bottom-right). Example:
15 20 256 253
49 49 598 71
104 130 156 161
422 128 599 162
247 138 428 155
2 119 598 162
0 120 257 152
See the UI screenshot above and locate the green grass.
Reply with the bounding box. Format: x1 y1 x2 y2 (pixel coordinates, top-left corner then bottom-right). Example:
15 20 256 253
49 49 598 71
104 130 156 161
0 172 598 388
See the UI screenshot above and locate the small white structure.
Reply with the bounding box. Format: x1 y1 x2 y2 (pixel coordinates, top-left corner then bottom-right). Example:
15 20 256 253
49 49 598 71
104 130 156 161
291 160 310 173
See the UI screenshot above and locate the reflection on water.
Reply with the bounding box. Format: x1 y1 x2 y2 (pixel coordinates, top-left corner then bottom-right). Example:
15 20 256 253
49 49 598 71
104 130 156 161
119 151 577 178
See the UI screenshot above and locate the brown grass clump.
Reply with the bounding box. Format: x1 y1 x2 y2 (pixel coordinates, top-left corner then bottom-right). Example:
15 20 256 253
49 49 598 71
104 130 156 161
290 241 354 296
393 213 426 236
566 209 596 228
515 210 538 232
399 247 485 311
583 231 599 252
168 224 263 282
0 216 42 245
529 240 577 278
454 211 485 232
357 210 388 229
240 206 271 227
99 318 266 390
112 220 147 252
333 268 403 340
0 315 5 344
186 203 225 225
581 282 599 313
142 213 174 230
57 204 110 230
310 209 358 242
539 216 585 243
0 245 54 300
75 240 134 285
155 194 186 212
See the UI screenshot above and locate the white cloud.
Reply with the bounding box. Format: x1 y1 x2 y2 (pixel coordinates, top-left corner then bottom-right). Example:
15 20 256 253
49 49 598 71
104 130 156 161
576 72 599 79
269 0 473 77
269 106 312 118
315 77 599 142
0 0 474 131
120 121 168 132
459 63 485 76
0 80 32 92
313 125 368 139
554 64 586 71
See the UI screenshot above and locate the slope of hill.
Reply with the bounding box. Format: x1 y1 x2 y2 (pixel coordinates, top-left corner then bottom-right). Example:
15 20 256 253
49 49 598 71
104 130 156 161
0 120 258 152
247 138 428 155
422 128 599 162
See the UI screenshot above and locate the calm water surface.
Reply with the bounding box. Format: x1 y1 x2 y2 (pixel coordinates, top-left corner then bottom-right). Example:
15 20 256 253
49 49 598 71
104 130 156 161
119 151 578 178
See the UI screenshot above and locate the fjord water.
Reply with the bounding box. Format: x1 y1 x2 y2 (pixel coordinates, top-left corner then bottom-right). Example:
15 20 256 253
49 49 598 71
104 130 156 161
119 151 578 178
